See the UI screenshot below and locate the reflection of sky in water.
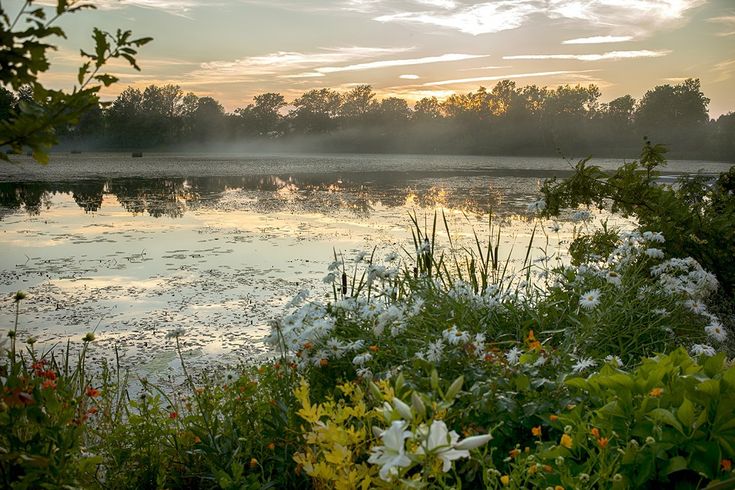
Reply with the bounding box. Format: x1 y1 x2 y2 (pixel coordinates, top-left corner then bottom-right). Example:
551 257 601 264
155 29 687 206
1 153 694 375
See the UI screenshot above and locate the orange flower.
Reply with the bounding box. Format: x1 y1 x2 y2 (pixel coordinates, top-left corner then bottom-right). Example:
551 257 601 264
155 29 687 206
87 406 98 415
532 426 542 437
555 486 564 490
590 427 600 438
528 465 538 475
509 448 521 458
550 414 559 422
86 386 100 398
368 344 379 352
598 437 609 449
722 459 732 472
267 442 275 450
303 342 313 350
543 464 553 473
249 458 258 469
560 434 573 449
319 358 329 367
194 436 201 444
41 379 56 390
649 387 664 397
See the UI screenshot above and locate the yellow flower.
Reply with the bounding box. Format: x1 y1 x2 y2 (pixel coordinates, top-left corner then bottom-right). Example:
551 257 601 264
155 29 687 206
560 434 573 449
500 475 510 486
555 486 564 490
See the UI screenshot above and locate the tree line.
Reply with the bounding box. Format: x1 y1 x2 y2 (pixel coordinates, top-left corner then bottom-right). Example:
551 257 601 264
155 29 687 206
1 78 733 160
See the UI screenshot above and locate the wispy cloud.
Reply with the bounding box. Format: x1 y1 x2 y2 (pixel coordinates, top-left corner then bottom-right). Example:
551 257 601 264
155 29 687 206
504 50 670 61
562 35 634 44
399 74 421 79
196 47 412 82
314 53 487 74
423 70 592 86
708 15 735 36
712 58 735 83
370 0 704 36
375 2 540 35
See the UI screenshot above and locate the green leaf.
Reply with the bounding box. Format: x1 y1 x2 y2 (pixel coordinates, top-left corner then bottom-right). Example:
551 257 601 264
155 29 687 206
664 456 689 475
697 379 721 398
677 397 695 429
648 408 683 433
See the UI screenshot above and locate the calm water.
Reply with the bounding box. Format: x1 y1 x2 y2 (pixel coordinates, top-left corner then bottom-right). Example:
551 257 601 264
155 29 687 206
0 152 730 374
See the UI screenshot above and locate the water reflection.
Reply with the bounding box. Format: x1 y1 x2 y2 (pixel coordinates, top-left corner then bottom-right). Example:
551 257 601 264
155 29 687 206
0 172 531 219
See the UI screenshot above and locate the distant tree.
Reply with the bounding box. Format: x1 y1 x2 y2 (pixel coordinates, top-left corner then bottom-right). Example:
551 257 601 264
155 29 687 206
604 95 636 126
235 93 285 137
0 1 151 162
291 88 341 134
711 112 735 160
413 97 443 120
339 85 377 122
190 97 225 141
635 78 709 151
377 97 411 125
107 87 145 147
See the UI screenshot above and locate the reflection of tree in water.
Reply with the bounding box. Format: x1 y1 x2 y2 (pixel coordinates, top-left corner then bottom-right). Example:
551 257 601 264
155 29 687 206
108 178 195 218
0 172 525 219
0 182 53 215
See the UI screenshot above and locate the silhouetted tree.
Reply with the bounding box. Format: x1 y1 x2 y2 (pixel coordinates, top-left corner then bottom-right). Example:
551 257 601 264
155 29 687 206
290 88 341 134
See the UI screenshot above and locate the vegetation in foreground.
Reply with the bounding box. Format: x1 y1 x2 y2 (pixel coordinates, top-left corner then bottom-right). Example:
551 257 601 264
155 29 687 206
1 145 734 489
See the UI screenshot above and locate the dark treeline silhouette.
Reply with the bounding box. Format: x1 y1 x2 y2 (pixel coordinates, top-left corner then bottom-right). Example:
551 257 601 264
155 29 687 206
1 78 733 160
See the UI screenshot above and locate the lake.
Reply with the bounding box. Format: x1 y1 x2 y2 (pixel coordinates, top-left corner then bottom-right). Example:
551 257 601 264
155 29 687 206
0 152 730 376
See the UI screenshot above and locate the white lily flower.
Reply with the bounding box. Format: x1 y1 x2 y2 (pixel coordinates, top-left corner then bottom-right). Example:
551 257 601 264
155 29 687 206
368 420 413 481
416 420 470 472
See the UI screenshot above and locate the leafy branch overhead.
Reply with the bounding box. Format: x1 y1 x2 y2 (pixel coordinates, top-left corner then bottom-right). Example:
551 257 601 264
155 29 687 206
0 0 152 163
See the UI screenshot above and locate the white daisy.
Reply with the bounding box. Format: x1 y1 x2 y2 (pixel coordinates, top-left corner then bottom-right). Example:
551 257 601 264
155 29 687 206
705 322 728 343
353 352 373 366
605 271 622 287
572 357 597 373
579 289 601 310
505 346 523 365
690 344 716 357
645 248 665 260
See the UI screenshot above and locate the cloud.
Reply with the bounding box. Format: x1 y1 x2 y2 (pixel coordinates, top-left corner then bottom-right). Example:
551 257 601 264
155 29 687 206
504 50 670 61
413 0 457 8
708 15 735 36
375 2 541 35
314 53 487 74
562 35 634 44
195 47 412 82
712 58 735 83
423 70 592 86
370 0 704 36
399 74 420 79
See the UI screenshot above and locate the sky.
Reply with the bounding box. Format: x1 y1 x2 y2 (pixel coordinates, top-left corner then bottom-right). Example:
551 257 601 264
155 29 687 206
19 0 735 117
